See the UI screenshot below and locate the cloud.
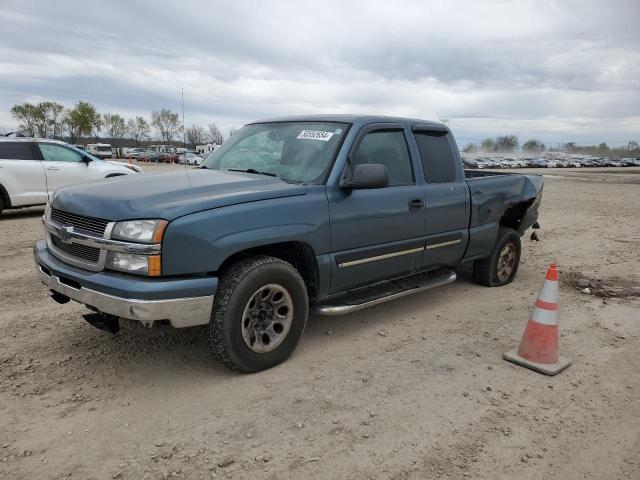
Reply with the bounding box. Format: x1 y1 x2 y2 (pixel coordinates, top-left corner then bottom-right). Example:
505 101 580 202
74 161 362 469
1 0 639 144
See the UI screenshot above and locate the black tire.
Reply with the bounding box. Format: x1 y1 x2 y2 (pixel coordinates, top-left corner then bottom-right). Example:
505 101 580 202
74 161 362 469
0 196 3 216
208 255 308 372
473 227 521 287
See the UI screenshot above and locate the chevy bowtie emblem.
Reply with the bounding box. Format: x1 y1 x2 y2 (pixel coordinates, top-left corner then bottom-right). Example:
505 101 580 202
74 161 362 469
59 226 75 244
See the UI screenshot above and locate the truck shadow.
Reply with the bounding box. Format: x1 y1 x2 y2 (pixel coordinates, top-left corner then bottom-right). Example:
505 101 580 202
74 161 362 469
44 267 478 382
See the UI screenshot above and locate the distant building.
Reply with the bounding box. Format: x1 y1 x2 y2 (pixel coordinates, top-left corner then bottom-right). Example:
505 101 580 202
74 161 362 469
196 143 220 155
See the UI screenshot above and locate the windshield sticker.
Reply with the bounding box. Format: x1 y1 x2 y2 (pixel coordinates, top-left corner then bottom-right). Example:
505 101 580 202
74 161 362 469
297 130 334 141
334 128 343 134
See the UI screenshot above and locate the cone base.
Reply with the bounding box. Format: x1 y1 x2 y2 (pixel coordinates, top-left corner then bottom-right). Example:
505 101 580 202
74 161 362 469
503 349 571 376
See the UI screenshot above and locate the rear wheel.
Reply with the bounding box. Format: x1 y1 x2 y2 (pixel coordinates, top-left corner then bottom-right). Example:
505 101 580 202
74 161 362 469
208 255 308 372
0 196 4 215
473 227 521 287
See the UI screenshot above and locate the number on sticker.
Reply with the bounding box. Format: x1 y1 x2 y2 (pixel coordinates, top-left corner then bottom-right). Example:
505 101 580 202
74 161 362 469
297 130 334 141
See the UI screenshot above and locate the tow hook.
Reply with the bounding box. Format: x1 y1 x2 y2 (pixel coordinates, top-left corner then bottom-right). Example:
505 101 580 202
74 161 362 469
83 312 120 334
531 222 541 242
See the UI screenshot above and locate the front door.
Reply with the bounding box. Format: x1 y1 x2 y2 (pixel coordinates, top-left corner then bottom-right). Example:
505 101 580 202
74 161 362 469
38 143 99 196
328 125 426 293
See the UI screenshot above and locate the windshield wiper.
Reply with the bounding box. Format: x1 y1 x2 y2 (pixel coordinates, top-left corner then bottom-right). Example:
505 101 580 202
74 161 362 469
227 168 277 177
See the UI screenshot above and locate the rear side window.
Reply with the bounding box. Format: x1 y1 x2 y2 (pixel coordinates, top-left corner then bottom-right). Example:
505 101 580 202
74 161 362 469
414 131 457 183
0 142 36 160
351 130 414 186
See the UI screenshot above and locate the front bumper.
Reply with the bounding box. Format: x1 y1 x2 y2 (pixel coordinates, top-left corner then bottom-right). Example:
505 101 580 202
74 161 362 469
34 241 217 328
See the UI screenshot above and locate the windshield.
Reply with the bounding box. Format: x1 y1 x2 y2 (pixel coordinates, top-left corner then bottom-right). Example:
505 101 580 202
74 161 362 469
201 122 348 183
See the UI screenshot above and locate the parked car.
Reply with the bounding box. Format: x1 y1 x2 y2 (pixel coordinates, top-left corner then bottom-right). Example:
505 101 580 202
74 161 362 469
142 151 166 163
0 138 141 215
34 115 543 372
125 148 146 159
178 152 203 166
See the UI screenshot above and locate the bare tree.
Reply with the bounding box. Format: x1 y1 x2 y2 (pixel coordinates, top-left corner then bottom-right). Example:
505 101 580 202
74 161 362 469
208 123 224 145
10 103 39 137
151 109 181 143
185 124 207 146
522 139 545 153
480 138 495 152
229 126 238 137
495 135 518 152
126 117 150 146
102 113 127 142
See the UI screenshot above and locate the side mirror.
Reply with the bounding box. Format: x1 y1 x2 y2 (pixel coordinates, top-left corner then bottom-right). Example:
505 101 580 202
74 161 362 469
340 163 389 190
81 155 92 164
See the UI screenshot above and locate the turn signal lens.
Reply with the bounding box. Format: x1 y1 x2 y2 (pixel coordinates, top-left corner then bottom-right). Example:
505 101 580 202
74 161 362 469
148 255 162 277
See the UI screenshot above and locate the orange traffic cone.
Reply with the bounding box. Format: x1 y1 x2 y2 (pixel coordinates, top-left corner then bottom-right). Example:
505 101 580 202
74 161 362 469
503 263 571 375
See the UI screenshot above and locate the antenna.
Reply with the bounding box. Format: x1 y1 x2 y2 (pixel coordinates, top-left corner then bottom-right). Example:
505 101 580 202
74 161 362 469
182 88 186 150
181 87 192 187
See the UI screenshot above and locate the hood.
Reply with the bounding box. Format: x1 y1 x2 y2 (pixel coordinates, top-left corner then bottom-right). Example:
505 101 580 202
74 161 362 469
51 169 308 221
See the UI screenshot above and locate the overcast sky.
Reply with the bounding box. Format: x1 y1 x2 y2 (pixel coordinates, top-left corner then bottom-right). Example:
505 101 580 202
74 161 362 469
1 0 639 146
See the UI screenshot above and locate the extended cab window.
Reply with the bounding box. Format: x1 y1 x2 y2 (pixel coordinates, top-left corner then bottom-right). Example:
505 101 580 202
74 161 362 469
351 130 414 186
39 144 84 162
413 131 457 183
0 142 36 160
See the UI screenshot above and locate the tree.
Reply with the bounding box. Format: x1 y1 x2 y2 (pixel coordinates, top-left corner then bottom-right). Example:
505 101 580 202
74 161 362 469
522 139 545 153
563 142 577 152
151 109 181 143
185 124 207 146
462 143 477 153
63 101 102 143
597 142 609 154
229 126 238 137
481 138 495 152
627 141 639 151
208 123 224 145
10 103 38 136
102 113 126 142
126 117 150 146
11 101 66 138
495 135 518 152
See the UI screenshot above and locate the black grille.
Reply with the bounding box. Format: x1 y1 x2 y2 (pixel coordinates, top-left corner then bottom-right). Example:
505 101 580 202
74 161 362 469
51 236 101 263
50 209 109 236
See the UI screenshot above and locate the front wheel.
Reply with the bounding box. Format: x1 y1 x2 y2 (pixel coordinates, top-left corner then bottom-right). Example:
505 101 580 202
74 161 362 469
208 256 308 372
473 227 521 287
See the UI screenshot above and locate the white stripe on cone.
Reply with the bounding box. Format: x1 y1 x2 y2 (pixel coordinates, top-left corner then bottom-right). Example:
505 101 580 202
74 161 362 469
538 279 558 304
531 306 559 326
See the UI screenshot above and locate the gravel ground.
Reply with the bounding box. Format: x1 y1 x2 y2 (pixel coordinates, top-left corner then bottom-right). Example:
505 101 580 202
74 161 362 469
1 166 639 480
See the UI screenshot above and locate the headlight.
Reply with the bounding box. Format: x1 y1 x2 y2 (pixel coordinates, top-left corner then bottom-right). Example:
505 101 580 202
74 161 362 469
111 219 167 243
107 252 161 276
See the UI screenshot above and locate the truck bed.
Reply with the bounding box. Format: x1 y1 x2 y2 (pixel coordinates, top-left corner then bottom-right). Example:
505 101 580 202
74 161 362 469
462 169 543 260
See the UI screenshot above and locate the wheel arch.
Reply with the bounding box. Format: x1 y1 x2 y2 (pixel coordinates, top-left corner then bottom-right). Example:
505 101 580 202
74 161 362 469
0 183 11 208
218 241 320 301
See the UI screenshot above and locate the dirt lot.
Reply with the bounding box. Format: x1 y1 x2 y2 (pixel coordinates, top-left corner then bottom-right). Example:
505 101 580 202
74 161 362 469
1 166 639 480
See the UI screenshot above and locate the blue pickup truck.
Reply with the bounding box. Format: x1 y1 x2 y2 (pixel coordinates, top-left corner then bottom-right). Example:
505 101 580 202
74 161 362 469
34 115 542 372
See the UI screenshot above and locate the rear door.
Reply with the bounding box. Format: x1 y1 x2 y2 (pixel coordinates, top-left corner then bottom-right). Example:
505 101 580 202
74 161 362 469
0 141 47 206
411 127 469 268
327 124 426 293
38 143 100 196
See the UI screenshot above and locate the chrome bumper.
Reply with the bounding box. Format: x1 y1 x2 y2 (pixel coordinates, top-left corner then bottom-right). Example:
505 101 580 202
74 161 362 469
37 265 214 328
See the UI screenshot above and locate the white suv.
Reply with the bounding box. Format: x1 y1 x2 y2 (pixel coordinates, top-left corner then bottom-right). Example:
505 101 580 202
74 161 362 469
0 138 141 215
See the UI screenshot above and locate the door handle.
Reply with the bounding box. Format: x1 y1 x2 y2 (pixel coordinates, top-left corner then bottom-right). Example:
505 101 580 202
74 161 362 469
46 166 60 171
408 198 424 211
